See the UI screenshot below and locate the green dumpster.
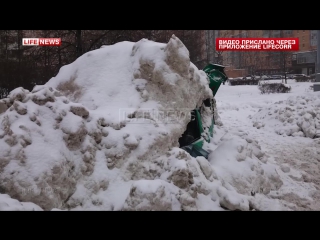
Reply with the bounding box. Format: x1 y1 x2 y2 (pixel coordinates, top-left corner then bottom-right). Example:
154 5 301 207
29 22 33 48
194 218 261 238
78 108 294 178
178 63 229 159
203 63 228 96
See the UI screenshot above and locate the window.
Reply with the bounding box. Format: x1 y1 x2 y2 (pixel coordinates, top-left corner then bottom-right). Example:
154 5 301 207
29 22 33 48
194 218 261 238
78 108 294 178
292 54 297 60
303 44 305 47
309 68 313 74
298 57 306 63
263 30 270 37
310 30 317 46
285 30 292 35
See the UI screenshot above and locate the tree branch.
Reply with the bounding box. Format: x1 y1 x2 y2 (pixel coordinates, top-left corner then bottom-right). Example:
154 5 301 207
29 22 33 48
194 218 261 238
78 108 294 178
87 30 111 51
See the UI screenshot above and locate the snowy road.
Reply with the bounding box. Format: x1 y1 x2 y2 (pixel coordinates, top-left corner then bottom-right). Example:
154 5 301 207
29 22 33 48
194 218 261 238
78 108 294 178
215 80 320 210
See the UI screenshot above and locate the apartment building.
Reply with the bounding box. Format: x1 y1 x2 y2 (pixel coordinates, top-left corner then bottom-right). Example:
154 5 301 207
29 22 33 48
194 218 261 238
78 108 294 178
291 30 317 75
218 30 318 76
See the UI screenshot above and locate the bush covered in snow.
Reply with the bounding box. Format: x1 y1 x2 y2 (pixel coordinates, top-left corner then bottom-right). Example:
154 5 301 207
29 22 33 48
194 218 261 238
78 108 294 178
295 76 314 82
229 78 259 86
258 82 291 94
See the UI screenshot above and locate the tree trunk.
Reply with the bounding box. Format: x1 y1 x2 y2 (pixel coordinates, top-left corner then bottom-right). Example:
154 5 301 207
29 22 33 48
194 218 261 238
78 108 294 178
284 55 287 84
58 47 62 68
5 30 8 61
76 30 82 58
17 30 22 66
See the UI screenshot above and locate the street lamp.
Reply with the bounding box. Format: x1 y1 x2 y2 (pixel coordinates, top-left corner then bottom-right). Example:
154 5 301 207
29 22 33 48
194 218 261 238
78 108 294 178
314 30 320 91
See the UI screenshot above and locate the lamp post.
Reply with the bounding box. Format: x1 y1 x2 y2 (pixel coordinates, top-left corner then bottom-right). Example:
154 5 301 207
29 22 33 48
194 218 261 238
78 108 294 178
314 30 320 91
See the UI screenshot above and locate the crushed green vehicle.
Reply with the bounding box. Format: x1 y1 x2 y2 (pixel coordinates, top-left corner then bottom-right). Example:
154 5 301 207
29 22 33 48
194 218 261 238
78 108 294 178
178 63 228 159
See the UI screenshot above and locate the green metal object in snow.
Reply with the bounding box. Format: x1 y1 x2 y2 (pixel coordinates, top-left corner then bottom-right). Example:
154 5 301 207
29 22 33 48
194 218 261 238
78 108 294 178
203 63 228 96
179 64 228 159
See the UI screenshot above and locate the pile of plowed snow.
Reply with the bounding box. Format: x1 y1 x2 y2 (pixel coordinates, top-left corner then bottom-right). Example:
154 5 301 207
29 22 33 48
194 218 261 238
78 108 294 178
0 36 290 211
251 93 320 138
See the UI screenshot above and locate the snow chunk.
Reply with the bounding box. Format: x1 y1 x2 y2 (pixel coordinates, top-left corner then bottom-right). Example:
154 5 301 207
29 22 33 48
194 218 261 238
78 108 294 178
0 194 43 211
123 180 177 211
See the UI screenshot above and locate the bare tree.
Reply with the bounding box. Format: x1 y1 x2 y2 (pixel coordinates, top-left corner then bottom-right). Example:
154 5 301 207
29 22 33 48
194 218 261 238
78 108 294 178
279 30 293 84
215 30 232 65
244 51 262 75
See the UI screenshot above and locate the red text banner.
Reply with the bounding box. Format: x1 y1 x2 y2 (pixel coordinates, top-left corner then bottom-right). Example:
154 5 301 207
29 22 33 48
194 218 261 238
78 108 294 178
216 38 299 51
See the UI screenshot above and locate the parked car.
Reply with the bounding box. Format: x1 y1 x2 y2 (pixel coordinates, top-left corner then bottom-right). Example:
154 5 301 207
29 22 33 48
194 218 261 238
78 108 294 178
293 74 307 78
309 74 316 82
261 75 269 80
286 74 294 79
293 74 309 82
269 75 282 79
309 74 316 78
243 75 255 80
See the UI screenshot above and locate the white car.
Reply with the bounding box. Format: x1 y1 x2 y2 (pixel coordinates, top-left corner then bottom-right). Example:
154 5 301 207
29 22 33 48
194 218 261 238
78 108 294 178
286 74 294 79
270 75 282 79
243 75 254 80
293 74 307 78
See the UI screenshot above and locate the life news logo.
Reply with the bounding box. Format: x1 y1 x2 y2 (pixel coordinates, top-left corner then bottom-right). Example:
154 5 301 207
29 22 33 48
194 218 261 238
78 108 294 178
22 38 61 46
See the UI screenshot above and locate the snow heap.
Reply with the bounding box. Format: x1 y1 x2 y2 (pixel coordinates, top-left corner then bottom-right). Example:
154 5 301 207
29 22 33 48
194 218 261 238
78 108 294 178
0 35 290 211
251 93 320 138
0 36 211 210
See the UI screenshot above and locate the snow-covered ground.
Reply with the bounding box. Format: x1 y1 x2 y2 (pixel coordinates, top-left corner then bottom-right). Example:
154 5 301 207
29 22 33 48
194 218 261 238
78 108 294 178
214 80 320 210
1 36 320 210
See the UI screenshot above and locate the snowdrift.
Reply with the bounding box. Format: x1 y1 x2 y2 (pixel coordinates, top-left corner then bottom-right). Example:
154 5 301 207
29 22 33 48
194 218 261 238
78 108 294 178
251 93 320 138
0 36 213 210
0 35 290 211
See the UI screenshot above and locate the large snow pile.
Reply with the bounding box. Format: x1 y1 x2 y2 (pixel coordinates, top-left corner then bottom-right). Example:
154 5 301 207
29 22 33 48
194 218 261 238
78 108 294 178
251 93 320 138
0 36 211 210
0 35 293 211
